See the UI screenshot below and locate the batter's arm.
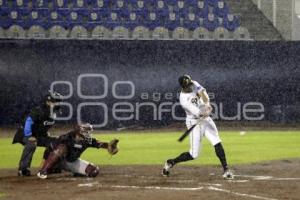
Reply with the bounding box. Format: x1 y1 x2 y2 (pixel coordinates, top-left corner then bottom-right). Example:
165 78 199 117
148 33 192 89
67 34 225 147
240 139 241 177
198 89 210 105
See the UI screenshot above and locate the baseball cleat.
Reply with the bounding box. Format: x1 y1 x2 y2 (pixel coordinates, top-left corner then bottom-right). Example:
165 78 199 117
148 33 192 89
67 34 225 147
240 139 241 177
222 169 234 180
18 169 31 177
37 171 48 179
162 160 174 177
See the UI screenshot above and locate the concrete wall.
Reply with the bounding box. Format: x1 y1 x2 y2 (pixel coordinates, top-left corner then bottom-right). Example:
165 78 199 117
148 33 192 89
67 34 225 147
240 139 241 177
251 0 300 40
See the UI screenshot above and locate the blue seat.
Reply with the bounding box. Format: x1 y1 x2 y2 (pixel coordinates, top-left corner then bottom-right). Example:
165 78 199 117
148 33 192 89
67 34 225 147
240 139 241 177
105 12 122 29
125 12 142 30
194 2 209 18
205 0 219 7
183 13 200 30
67 11 84 27
222 14 240 31
51 0 68 8
186 0 197 6
213 1 229 18
26 11 46 28
32 0 49 8
166 0 177 6
203 13 219 31
112 8 130 18
0 0 8 7
165 12 180 30
72 0 89 8
144 12 163 30
12 0 30 7
90 0 110 9
0 7 10 16
0 18 12 28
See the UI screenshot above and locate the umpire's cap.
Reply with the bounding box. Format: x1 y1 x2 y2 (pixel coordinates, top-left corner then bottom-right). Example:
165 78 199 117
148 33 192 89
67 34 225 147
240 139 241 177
178 74 192 88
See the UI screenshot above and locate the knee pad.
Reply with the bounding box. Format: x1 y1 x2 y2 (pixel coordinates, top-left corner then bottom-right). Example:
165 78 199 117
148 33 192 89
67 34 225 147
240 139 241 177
85 164 99 177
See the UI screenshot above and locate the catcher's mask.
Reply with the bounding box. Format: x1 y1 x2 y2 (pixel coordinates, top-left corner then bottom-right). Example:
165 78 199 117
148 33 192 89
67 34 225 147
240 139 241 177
178 74 192 89
76 123 93 142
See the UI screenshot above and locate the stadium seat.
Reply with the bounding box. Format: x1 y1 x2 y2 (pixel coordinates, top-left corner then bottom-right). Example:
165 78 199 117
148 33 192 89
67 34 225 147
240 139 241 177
27 25 46 38
145 12 162 30
172 27 189 40
173 1 186 13
112 26 129 39
192 27 210 40
70 25 88 39
90 0 109 10
0 0 7 7
152 27 169 39
132 26 150 39
165 12 181 30
52 0 68 8
213 1 229 18
125 12 140 30
72 0 88 8
206 0 219 7
155 0 168 18
222 14 240 31
6 25 26 38
203 13 219 31
233 26 250 40
26 10 46 28
213 26 229 39
32 0 49 8
49 25 68 38
106 12 122 30
91 25 111 39
13 0 29 7
183 13 200 30
194 1 209 18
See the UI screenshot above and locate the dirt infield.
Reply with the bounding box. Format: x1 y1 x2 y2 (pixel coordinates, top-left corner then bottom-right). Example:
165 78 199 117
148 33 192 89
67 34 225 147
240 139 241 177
0 159 300 200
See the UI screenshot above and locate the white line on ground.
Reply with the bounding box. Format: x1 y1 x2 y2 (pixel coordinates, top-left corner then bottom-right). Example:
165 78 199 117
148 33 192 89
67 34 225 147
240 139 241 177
78 181 99 187
109 185 204 191
207 186 278 200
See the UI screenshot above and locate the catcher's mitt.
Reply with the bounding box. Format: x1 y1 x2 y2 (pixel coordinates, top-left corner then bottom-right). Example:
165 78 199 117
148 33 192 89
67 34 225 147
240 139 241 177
107 139 119 155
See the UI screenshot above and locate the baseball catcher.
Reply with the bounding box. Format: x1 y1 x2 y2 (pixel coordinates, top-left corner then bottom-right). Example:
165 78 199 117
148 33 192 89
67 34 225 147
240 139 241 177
162 74 234 179
37 123 119 179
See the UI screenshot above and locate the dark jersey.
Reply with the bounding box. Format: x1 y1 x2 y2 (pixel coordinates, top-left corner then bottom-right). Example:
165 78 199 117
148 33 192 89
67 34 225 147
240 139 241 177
56 131 102 162
23 105 55 138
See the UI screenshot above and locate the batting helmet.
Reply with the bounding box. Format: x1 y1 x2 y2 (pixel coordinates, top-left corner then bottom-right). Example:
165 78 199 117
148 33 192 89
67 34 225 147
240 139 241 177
178 74 192 88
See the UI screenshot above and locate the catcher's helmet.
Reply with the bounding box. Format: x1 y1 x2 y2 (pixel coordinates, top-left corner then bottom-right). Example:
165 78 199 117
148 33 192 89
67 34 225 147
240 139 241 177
76 123 94 141
178 74 192 88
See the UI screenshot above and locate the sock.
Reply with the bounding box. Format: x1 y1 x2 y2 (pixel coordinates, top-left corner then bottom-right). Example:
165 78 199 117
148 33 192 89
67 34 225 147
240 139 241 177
214 143 228 171
169 152 194 166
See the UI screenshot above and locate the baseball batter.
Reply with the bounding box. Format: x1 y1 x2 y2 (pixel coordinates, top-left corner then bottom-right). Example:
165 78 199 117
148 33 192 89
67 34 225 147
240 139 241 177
162 74 233 179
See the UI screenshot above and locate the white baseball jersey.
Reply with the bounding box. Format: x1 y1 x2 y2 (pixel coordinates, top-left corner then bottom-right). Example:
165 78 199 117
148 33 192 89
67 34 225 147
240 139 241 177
179 80 221 159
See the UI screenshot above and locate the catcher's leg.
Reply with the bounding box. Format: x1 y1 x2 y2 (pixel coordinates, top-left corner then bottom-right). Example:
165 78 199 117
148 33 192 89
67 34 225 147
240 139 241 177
37 144 67 179
65 159 99 177
18 137 37 176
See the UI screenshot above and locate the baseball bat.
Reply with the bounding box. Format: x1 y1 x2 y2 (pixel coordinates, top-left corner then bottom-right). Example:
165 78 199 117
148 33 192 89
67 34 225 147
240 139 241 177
177 124 197 142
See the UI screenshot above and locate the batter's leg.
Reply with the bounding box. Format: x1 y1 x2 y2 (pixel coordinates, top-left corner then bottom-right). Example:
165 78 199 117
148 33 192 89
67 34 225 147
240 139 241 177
162 124 202 177
204 118 233 179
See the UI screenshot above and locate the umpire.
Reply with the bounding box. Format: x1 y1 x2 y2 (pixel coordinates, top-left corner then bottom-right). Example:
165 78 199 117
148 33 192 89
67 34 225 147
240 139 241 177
13 91 62 176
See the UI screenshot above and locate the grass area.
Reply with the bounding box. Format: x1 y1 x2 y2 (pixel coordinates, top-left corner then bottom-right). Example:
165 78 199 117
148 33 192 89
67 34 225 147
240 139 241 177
0 131 299 169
